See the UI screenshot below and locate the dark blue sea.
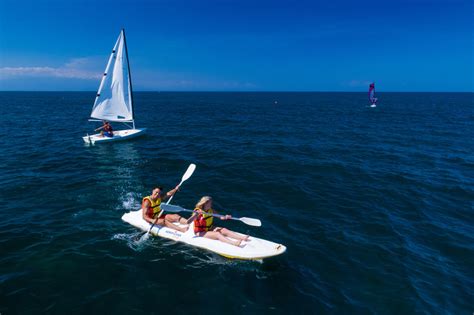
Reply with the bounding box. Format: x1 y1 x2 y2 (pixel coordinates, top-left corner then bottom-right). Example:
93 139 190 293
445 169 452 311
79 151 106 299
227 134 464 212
0 92 472 314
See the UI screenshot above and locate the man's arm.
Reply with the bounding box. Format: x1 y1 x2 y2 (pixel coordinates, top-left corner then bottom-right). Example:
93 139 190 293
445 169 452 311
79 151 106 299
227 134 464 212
142 200 153 223
161 185 179 201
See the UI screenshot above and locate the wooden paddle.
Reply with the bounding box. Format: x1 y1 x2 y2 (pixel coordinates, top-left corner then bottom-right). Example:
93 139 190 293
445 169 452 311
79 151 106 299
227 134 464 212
160 204 262 227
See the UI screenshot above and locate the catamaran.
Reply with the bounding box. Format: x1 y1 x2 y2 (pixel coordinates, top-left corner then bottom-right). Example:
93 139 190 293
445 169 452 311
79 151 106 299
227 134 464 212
369 82 378 108
83 29 146 144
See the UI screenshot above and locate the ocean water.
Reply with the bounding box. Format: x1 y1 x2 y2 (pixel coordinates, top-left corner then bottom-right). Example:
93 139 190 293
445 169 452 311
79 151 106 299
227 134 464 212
0 92 472 314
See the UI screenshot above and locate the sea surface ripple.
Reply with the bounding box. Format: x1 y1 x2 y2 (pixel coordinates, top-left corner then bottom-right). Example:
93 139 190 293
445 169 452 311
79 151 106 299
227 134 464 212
0 92 472 314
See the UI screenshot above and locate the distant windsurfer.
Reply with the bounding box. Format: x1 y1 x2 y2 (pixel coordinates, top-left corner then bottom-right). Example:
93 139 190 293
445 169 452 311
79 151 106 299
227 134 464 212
95 121 114 137
369 83 377 105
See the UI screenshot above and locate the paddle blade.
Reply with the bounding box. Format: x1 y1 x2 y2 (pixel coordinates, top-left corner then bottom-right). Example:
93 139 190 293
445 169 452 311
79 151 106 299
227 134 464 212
239 217 261 227
181 163 196 182
166 163 196 205
160 204 185 213
136 231 151 244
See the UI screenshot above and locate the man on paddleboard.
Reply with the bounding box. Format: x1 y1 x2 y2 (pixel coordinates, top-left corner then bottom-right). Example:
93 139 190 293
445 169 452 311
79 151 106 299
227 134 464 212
142 187 189 232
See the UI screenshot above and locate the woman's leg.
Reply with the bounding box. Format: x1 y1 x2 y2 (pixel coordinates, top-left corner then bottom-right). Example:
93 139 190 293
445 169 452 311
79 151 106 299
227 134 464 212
215 227 249 241
201 231 241 246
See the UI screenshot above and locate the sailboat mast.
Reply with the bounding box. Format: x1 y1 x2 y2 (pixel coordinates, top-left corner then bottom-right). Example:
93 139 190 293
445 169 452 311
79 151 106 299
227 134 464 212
122 28 136 128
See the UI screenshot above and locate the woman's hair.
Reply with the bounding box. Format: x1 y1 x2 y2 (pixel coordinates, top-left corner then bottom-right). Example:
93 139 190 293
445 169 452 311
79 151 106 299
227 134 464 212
195 196 212 210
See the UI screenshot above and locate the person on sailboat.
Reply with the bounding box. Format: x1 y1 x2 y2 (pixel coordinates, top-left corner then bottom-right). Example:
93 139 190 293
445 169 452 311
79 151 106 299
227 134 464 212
187 196 249 246
142 186 189 233
95 121 114 137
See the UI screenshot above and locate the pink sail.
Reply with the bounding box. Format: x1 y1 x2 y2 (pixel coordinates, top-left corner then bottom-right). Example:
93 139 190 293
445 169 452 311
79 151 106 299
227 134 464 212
369 83 377 104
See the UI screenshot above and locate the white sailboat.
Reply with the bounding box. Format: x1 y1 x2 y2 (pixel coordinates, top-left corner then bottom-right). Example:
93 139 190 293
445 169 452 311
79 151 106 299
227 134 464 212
83 29 146 144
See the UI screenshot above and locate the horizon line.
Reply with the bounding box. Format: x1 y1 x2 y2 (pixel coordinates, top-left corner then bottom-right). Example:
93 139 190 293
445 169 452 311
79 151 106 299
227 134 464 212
0 90 473 93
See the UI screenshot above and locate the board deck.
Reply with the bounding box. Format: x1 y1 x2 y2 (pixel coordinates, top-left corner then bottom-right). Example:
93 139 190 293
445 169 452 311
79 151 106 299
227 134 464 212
122 210 286 260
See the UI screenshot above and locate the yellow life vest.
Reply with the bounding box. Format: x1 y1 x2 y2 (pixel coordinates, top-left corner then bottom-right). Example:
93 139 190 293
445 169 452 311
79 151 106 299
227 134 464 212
143 196 162 217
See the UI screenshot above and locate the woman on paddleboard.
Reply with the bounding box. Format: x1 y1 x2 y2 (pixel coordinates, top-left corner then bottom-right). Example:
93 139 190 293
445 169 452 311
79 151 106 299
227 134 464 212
187 196 249 246
142 187 189 232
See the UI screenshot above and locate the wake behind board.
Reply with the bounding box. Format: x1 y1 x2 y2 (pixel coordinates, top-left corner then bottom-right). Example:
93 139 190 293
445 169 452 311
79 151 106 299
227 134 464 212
121 210 286 260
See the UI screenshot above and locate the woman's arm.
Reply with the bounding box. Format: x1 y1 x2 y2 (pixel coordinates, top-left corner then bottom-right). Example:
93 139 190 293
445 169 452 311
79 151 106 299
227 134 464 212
186 212 198 224
213 209 231 220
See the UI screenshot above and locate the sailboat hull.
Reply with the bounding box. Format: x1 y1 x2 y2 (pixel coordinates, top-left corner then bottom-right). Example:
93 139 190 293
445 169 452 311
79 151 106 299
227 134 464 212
370 104 377 108
83 128 146 144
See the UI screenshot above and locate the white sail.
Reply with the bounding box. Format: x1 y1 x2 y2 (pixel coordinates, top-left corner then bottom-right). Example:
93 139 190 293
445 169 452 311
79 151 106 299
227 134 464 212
90 30 133 122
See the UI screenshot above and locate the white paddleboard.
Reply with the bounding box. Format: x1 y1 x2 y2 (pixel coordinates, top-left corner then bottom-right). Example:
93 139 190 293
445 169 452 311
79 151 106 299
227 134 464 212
121 210 286 260
83 128 146 144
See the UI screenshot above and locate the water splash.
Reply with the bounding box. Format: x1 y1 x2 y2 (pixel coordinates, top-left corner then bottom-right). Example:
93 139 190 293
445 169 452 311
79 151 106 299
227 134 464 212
112 232 150 252
118 192 140 212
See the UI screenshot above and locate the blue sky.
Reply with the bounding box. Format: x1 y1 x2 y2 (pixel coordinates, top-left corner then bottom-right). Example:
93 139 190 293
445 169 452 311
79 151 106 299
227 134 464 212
0 0 472 91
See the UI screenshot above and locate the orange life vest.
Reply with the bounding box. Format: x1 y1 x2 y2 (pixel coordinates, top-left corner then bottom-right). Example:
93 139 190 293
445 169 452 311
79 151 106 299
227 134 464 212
194 208 214 233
